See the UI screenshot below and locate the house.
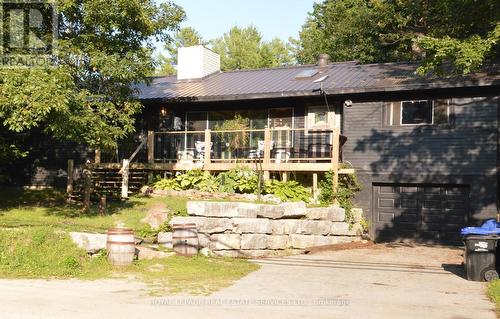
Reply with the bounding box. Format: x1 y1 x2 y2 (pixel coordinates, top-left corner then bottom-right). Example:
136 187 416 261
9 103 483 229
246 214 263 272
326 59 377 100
129 45 500 243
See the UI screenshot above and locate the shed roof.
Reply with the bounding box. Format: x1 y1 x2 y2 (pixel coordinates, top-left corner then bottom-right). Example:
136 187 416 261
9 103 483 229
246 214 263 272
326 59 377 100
135 62 500 102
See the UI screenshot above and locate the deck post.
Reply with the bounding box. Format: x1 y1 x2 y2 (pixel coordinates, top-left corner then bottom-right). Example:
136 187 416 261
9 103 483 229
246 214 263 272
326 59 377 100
147 131 154 183
147 130 154 163
282 172 288 182
94 149 101 164
121 159 129 199
66 159 74 195
331 127 340 195
263 127 271 180
312 173 318 200
204 129 211 169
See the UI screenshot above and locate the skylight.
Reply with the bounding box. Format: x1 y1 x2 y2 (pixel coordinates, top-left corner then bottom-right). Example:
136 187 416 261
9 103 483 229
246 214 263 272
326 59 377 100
294 69 318 79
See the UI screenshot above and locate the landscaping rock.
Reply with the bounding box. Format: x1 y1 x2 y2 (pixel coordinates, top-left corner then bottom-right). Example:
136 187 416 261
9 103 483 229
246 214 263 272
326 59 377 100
135 246 174 260
257 204 285 219
241 234 268 250
270 219 300 235
187 201 257 218
298 220 333 235
305 206 345 222
212 250 243 258
232 218 272 234
141 203 170 229
267 235 290 249
237 203 260 218
289 234 357 249
169 216 232 234
351 208 363 223
157 232 172 249
280 201 307 218
330 222 351 236
349 223 364 236
140 185 153 195
70 232 107 253
199 247 214 257
198 233 211 248
209 234 241 250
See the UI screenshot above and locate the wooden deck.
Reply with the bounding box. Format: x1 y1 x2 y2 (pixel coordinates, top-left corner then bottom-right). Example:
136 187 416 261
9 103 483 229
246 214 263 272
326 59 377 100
87 127 353 198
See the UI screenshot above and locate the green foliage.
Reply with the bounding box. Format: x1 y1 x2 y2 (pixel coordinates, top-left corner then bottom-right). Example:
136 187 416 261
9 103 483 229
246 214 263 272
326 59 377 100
0 226 112 278
264 180 311 203
214 114 250 152
319 170 361 220
218 168 258 194
0 226 259 293
153 169 218 193
210 25 294 71
488 279 500 316
0 0 185 149
153 168 315 203
295 0 500 75
417 24 500 76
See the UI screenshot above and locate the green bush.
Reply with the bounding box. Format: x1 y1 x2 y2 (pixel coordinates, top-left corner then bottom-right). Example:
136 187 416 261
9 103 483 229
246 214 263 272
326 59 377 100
319 170 361 222
153 169 218 192
264 180 311 203
153 168 315 203
218 167 258 194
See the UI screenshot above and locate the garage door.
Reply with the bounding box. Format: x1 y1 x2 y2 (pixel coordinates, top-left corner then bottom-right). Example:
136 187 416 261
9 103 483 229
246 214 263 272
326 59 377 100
373 184 469 243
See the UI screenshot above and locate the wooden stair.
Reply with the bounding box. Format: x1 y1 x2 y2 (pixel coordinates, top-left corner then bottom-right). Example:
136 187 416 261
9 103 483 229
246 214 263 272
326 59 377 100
72 166 148 200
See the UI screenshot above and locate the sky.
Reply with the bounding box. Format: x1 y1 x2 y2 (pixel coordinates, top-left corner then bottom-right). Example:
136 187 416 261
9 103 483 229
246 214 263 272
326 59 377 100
156 0 317 55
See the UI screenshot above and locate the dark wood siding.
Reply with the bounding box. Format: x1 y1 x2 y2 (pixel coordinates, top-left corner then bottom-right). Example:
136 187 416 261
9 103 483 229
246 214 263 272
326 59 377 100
342 95 499 233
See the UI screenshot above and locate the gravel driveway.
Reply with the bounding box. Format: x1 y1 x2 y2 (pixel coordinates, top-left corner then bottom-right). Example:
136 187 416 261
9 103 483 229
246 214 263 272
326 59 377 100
0 244 495 319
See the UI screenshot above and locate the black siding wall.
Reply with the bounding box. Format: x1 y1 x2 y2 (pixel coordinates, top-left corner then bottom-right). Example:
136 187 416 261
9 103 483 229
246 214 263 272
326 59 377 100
342 95 499 231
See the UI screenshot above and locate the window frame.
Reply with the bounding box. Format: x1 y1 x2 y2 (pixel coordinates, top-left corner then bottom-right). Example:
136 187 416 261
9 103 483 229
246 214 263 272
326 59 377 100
400 100 434 126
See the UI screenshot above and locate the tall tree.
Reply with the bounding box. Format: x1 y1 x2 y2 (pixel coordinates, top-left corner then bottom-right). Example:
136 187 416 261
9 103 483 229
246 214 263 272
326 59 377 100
0 0 185 152
210 25 293 71
157 26 205 75
295 0 500 75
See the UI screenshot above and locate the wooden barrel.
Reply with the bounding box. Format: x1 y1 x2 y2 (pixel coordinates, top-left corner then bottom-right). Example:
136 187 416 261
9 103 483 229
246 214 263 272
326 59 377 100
107 228 135 266
172 223 199 256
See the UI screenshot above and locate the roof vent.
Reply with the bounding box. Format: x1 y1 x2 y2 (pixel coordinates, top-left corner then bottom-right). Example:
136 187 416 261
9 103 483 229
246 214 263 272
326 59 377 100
317 54 330 68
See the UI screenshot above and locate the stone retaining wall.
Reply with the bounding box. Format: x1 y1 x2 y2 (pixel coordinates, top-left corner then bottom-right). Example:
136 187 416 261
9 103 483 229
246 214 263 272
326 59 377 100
162 201 363 258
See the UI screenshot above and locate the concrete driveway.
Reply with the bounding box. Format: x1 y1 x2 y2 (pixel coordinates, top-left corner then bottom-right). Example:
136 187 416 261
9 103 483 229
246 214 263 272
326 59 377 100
0 244 495 319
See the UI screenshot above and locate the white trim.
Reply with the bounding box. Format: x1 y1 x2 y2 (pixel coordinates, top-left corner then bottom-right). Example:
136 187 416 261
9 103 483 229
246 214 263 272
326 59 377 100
400 100 434 126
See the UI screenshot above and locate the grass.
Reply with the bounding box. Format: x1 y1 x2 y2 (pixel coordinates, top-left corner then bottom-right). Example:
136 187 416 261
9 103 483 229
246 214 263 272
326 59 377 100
0 226 259 294
0 187 187 232
136 256 260 295
0 187 260 295
488 280 500 317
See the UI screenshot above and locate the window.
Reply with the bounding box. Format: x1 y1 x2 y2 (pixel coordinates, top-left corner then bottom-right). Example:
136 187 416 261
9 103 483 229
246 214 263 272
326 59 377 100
384 99 453 127
401 100 433 125
307 105 336 130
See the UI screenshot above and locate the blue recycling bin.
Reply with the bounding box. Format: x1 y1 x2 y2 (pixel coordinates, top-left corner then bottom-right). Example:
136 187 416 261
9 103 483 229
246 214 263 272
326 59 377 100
461 219 500 282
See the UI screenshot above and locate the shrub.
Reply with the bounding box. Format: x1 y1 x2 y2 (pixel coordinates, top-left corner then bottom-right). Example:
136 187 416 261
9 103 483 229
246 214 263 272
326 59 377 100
319 170 361 222
153 169 218 192
264 180 311 203
218 167 258 194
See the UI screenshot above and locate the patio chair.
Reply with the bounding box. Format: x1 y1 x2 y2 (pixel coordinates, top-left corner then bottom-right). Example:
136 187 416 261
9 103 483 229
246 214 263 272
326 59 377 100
194 141 213 161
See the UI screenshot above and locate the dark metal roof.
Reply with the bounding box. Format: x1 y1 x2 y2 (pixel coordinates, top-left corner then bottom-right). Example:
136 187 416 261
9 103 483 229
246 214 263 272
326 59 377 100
135 62 500 102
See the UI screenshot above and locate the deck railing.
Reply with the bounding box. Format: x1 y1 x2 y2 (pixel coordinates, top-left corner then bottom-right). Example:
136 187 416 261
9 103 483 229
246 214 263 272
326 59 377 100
145 127 343 190
90 127 354 199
